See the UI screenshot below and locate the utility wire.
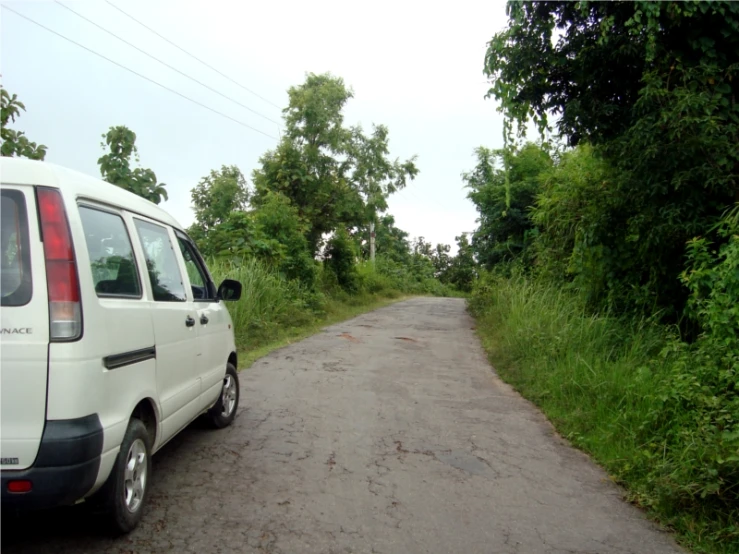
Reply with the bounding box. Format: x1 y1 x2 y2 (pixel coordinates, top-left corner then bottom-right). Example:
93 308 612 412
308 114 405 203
54 1 281 127
2 5 278 140
396 182 423 204
105 0 283 111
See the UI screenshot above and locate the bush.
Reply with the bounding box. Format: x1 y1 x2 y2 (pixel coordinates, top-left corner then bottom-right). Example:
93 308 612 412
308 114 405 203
374 256 456 296
355 261 393 294
252 191 317 288
469 272 739 552
629 225 739 542
208 257 316 346
324 229 359 292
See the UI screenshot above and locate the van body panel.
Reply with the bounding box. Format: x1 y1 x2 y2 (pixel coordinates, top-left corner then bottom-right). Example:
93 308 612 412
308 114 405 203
1 185 50 471
172 232 237 413
128 216 202 445
87 447 120 496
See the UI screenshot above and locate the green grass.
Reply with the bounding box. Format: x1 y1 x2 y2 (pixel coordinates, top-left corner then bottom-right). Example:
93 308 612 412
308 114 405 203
468 273 739 554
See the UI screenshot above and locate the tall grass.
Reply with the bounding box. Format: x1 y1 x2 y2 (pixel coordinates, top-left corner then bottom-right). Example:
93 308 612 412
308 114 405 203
208 257 318 349
470 274 668 466
469 272 738 553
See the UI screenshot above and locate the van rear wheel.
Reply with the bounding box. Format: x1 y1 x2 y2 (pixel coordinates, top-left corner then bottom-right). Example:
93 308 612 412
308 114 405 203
95 417 151 535
207 363 239 429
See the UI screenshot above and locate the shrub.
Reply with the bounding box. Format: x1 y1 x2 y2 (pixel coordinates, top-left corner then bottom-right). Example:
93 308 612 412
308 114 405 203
324 229 359 292
469 271 739 551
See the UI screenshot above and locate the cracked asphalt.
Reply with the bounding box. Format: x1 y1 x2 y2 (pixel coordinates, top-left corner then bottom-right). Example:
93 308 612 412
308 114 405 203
1 297 681 553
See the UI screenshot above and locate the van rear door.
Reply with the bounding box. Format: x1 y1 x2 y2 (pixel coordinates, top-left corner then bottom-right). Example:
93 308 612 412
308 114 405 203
1 186 50 470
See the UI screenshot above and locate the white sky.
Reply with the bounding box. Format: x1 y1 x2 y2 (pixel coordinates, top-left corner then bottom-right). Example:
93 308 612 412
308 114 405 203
1 0 508 252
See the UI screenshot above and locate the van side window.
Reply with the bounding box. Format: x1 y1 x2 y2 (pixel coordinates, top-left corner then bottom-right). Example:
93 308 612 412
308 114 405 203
133 220 186 302
176 236 215 301
1 190 32 306
79 206 141 298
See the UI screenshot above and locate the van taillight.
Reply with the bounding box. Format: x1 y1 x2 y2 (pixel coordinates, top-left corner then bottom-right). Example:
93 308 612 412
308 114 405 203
37 187 81 341
7 480 32 493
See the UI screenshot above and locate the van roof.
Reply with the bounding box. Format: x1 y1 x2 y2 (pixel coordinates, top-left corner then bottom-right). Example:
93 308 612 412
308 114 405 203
0 158 183 230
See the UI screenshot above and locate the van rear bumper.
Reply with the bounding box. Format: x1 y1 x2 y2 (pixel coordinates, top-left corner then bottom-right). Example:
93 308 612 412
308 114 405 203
1 457 100 510
1 414 103 511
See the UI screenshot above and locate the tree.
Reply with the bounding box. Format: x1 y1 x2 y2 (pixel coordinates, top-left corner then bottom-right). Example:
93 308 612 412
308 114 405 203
485 1 739 317
430 243 452 280
1 86 47 160
98 126 167 204
465 143 551 269
411 237 433 258
406 237 436 281
531 145 617 293
252 73 418 254
486 2 739 145
447 234 476 292
190 165 249 234
189 211 261 259
354 214 411 264
186 165 316 287
348 124 419 231
324 228 359 292
252 192 316 286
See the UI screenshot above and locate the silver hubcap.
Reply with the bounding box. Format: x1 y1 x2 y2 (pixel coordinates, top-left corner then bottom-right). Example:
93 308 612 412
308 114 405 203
123 438 147 513
221 374 237 418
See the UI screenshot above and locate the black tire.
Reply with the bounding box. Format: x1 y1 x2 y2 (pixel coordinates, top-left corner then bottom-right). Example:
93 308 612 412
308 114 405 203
94 418 151 535
207 363 239 429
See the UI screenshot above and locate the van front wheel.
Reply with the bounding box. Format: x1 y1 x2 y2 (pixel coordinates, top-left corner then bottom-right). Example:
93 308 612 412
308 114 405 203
208 363 239 429
95 418 151 535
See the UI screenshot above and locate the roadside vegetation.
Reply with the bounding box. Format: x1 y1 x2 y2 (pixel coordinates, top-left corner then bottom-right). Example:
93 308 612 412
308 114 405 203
469 2 739 552
1 75 474 363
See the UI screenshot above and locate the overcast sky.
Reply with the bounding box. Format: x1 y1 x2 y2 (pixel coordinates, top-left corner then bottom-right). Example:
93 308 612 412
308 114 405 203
1 0 508 252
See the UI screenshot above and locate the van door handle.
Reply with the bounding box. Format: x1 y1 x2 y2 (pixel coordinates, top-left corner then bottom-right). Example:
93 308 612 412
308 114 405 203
200 314 209 325
185 316 196 327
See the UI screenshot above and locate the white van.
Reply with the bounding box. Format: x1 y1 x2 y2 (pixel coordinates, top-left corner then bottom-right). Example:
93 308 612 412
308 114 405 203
0 158 242 533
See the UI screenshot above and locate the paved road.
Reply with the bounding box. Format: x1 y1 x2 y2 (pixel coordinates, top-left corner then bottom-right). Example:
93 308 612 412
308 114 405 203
2 298 681 553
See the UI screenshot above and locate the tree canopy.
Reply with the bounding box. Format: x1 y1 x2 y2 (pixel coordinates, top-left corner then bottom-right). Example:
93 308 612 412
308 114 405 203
484 1 739 317
486 1 739 145
98 126 168 204
1 87 47 160
466 143 551 269
191 165 249 233
252 73 418 255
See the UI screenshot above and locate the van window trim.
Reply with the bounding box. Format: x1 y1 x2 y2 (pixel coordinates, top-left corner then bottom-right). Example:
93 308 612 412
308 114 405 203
77 202 144 300
174 231 218 303
75 195 180 233
0 188 34 307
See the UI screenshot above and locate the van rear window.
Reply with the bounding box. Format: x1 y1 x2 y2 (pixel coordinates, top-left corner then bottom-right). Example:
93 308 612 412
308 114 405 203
1 190 32 307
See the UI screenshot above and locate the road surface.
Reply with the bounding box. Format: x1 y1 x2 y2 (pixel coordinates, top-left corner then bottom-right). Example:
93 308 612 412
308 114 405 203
2 298 681 553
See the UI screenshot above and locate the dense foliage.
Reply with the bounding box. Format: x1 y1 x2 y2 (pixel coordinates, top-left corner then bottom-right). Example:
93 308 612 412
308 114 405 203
485 0 739 318
183 73 467 299
465 143 551 269
190 165 250 233
251 73 418 256
98 125 168 204
469 2 739 551
1 86 47 160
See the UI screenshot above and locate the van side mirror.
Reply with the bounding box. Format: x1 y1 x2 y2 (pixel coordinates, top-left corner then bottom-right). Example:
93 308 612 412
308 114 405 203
217 279 242 301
